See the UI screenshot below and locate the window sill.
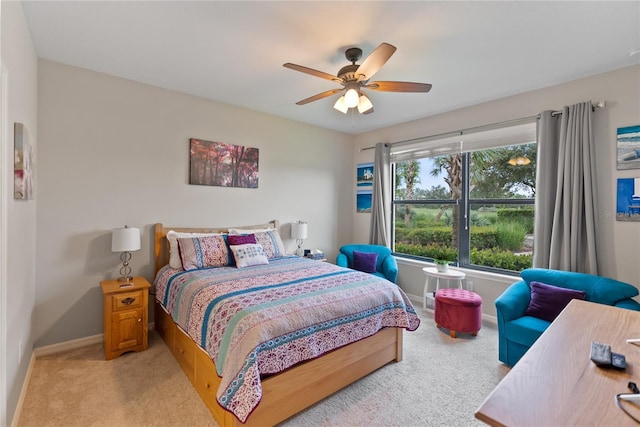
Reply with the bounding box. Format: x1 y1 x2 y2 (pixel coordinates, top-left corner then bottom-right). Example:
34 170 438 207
394 255 517 284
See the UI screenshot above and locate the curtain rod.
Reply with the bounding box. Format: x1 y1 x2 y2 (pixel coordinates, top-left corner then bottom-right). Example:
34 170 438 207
360 100 606 152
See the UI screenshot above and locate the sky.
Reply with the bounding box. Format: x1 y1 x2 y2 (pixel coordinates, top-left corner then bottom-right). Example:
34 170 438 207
415 158 446 190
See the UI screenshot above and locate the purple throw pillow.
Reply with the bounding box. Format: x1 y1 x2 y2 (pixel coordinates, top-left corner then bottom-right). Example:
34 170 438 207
227 234 256 245
352 251 378 274
524 281 586 322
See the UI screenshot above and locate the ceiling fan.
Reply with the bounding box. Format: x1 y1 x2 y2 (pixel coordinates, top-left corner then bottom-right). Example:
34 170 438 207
283 42 432 115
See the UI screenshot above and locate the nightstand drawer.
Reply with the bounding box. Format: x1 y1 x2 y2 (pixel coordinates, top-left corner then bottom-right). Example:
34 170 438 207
112 291 143 311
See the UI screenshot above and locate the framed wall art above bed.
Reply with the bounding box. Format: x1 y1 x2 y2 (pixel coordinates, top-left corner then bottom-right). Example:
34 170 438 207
189 138 259 188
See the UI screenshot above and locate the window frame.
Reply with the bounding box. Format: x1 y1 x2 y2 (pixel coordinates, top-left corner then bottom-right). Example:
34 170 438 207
391 145 535 275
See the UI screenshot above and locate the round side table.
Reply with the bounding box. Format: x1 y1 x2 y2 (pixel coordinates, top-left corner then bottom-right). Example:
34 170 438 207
422 266 466 310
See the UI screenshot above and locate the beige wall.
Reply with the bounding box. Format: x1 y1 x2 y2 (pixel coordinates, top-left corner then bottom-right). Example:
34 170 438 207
353 65 640 315
34 60 354 347
1 1 39 424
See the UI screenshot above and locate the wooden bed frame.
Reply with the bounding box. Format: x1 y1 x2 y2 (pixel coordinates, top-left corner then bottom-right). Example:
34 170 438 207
153 222 404 426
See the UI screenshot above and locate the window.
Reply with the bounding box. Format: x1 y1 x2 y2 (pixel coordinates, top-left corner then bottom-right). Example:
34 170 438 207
392 123 536 273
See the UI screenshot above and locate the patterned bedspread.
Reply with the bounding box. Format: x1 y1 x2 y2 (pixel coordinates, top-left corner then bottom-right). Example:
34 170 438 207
154 256 420 422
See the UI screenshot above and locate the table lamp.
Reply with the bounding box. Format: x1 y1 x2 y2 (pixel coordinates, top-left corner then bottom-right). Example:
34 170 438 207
290 221 308 256
111 225 141 282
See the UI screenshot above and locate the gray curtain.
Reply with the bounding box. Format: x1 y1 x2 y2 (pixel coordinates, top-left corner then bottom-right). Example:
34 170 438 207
533 101 599 274
369 143 391 246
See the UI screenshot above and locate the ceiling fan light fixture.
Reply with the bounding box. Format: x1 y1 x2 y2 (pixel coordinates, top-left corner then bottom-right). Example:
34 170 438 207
333 96 348 114
357 94 373 114
344 86 360 108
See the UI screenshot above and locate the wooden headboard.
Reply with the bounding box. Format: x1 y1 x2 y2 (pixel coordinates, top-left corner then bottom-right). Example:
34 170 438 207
153 220 279 274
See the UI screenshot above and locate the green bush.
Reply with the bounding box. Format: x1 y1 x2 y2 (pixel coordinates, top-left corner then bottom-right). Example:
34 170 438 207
470 248 532 271
469 227 500 250
470 212 492 227
495 222 527 250
394 227 410 243
402 227 452 246
395 244 532 272
497 208 534 233
394 243 457 262
393 217 533 272
442 212 451 226
414 218 433 228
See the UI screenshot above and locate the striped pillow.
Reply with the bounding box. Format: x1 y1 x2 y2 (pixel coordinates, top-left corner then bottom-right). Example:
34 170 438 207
253 230 287 259
167 230 223 269
177 235 231 270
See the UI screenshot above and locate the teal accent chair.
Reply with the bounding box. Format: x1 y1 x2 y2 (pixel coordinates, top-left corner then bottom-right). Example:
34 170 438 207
336 244 398 283
496 268 640 367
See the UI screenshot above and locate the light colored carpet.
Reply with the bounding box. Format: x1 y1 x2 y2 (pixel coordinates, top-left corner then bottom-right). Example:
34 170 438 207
17 309 509 427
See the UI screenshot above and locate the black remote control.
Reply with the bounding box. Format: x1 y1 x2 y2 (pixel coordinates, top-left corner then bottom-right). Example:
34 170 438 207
590 341 627 370
612 352 627 370
590 341 612 366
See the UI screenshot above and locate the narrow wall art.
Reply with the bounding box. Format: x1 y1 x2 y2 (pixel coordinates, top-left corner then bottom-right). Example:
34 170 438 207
356 162 374 213
617 125 640 170
616 177 640 221
14 122 34 200
357 190 372 213
357 162 374 187
189 138 259 188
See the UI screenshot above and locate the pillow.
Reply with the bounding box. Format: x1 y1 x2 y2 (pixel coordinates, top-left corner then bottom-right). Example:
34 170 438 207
229 244 269 268
228 227 274 235
177 235 231 271
524 281 586 322
226 234 257 246
227 234 256 264
352 250 378 274
166 230 222 269
253 230 287 259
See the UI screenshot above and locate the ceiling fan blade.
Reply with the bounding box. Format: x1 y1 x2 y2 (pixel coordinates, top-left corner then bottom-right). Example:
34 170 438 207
355 43 397 82
295 88 344 105
283 63 343 83
366 81 432 93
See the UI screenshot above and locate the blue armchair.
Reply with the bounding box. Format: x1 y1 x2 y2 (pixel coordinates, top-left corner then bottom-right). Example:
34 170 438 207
496 268 640 367
336 244 398 283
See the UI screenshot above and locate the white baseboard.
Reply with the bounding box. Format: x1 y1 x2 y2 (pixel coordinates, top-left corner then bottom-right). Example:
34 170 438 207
33 333 103 357
10 351 36 427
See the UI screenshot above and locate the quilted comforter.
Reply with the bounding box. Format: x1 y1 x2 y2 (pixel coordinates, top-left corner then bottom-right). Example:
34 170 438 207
154 256 420 421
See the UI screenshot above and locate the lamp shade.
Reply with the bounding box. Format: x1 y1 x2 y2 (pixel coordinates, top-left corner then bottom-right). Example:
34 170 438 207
111 226 141 252
333 96 348 114
344 88 359 108
357 94 373 114
291 222 308 240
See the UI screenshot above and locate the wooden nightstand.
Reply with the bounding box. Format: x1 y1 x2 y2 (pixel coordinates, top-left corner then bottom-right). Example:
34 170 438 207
100 276 151 360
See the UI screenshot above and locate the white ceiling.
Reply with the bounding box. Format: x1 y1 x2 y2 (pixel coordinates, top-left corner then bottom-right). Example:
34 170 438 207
21 1 640 135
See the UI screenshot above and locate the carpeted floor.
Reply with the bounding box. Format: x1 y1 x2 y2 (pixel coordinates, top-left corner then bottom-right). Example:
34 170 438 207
17 309 509 426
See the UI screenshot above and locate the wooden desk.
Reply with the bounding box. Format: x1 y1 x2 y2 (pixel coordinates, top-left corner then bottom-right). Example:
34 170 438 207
476 299 640 426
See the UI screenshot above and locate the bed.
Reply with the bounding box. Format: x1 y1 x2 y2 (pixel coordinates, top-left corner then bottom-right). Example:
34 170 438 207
152 221 420 426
